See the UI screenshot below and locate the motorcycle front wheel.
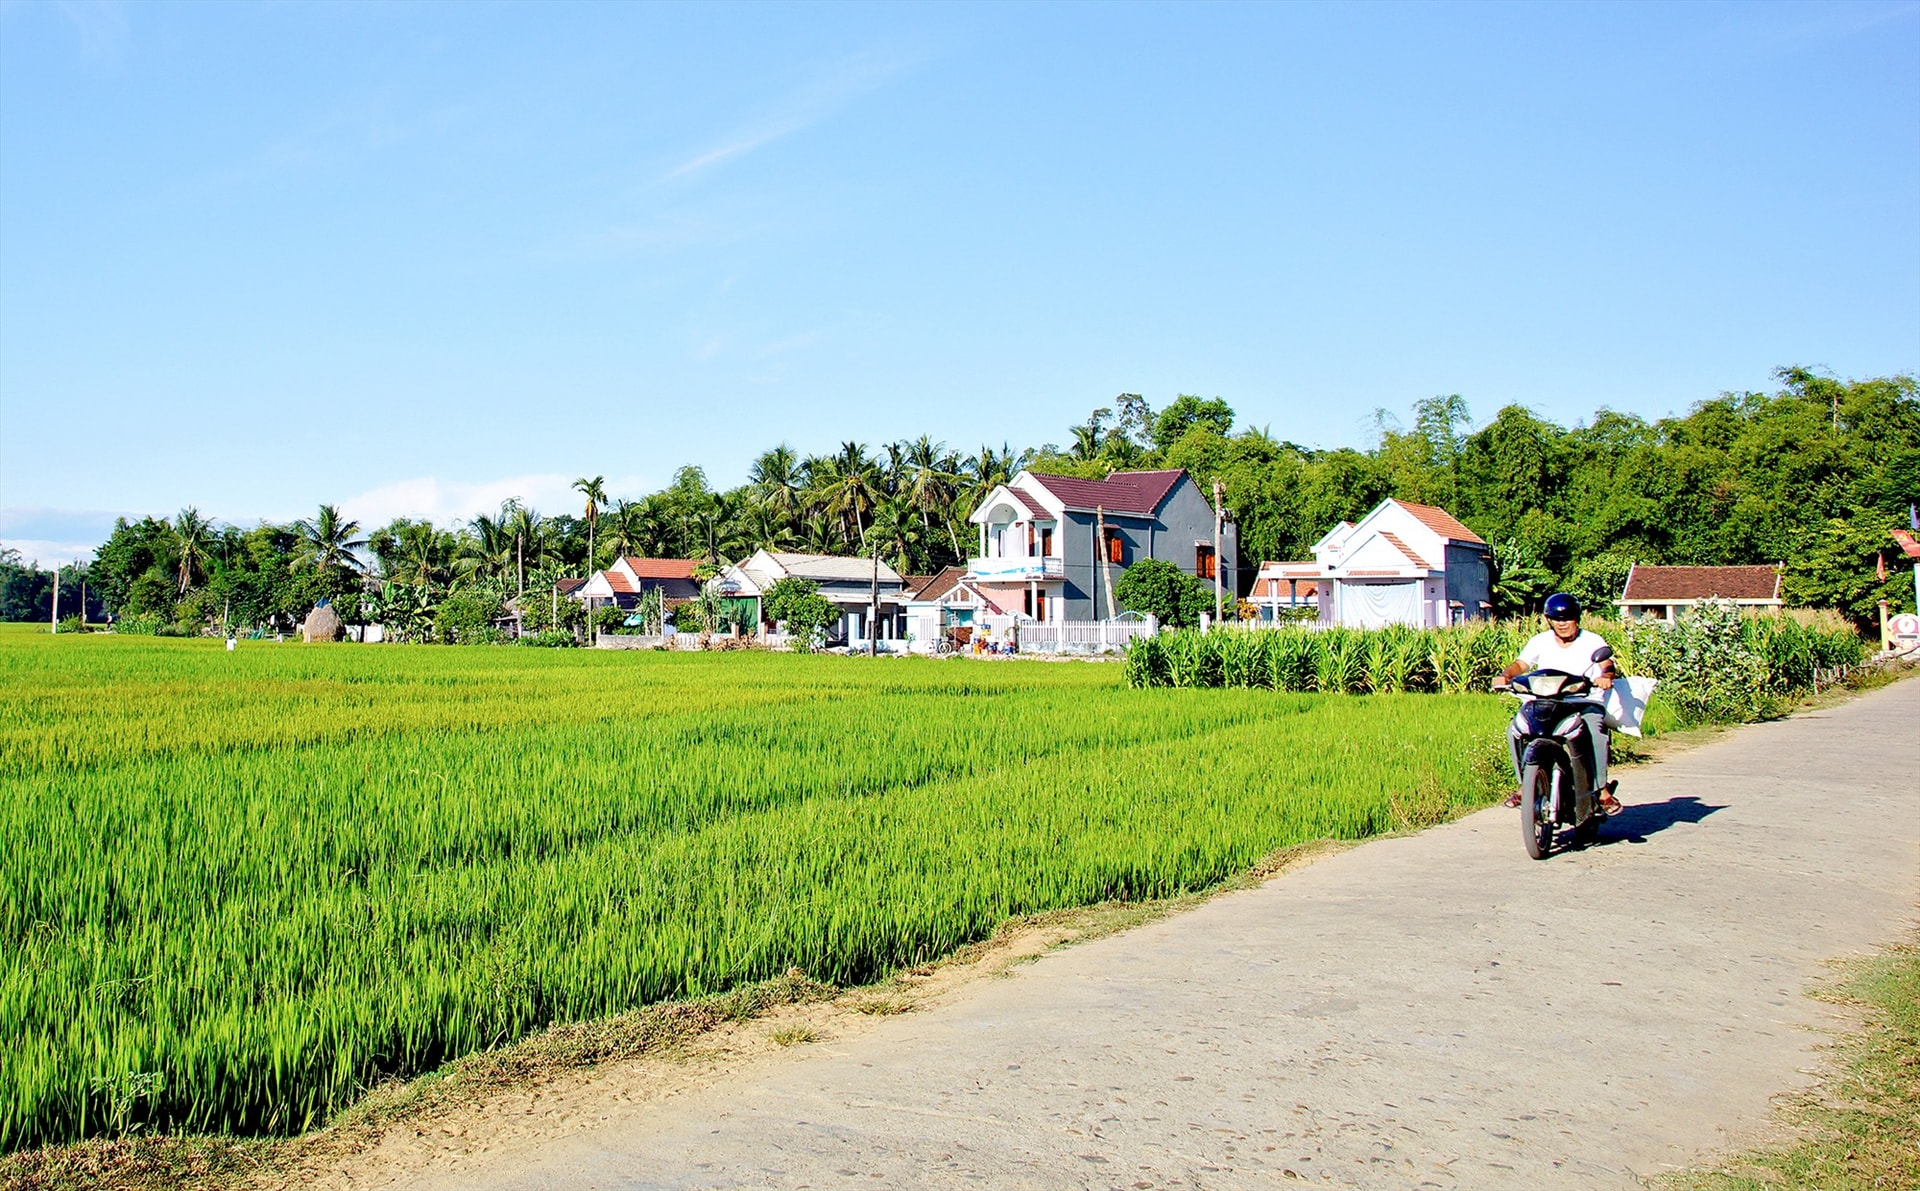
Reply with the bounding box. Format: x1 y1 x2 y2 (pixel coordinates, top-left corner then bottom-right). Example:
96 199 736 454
1520 758 1557 860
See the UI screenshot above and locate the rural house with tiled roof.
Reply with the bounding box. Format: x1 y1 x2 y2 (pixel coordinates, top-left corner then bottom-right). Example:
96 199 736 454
964 468 1234 624
1294 499 1493 628
1618 564 1783 623
578 556 702 608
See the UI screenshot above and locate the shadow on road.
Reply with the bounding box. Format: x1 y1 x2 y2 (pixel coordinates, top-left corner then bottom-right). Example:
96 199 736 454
1602 796 1727 845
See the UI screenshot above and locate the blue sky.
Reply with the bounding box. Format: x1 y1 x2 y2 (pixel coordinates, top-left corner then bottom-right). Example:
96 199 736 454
3 0 1917 565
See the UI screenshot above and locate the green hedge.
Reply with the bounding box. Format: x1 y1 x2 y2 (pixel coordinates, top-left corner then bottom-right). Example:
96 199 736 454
1127 601 1866 726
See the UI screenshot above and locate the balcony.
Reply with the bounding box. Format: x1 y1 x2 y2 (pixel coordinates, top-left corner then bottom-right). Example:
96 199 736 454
967 555 1064 581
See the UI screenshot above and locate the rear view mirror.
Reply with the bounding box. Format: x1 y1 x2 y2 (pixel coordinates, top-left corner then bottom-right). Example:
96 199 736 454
1591 645 1614 662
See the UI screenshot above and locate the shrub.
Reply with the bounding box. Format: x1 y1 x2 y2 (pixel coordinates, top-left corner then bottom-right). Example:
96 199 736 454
1114 559 1212 629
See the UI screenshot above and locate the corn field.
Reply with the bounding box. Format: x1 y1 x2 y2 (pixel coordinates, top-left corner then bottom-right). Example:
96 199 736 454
1126 604 1867 726
0 625 1513 1152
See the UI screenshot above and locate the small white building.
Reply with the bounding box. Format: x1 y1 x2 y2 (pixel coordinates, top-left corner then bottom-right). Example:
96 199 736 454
1249 562 1320 621
1298 500 1493 628
721 550 910 646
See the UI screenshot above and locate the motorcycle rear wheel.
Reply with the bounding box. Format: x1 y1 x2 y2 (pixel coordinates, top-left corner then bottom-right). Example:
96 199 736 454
1520 759 1556 860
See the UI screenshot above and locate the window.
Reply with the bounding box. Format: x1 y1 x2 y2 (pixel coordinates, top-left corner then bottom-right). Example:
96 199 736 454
1196 545 1216 579
1105 531 1124 564
1040 526 1054 556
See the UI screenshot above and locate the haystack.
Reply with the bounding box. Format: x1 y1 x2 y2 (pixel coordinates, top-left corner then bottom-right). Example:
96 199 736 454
301 603 344 643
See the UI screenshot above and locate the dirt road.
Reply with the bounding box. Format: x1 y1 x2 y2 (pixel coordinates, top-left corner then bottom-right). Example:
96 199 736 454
382 679 1919 1189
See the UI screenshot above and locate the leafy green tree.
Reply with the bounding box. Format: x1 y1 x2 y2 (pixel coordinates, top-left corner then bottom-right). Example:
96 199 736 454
1114 558 1213 628
1150 395 1235 451
1784 515 1917 628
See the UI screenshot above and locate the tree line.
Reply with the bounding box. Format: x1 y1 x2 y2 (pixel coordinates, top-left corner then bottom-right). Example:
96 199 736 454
8 366 1913 634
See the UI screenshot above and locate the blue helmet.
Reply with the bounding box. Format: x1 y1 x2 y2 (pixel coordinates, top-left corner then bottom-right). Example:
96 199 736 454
1543 592 1582 620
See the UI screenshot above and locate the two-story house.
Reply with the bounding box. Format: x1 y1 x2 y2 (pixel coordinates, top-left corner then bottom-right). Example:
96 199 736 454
965 468 1235 623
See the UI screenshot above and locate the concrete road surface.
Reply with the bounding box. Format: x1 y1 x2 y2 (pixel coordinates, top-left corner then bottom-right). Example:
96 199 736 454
416 678 1920 1190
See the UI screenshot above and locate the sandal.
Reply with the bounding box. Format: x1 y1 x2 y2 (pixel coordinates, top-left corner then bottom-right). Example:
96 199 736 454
1598 782 1621 816
1504 790 1523 809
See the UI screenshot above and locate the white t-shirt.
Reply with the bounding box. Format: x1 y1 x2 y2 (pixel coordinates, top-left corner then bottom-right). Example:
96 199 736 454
1519 627 1611 680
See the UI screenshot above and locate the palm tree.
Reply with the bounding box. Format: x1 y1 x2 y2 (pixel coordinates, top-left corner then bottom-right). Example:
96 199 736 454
749 445 805 535
602 498 642 562
573 475 607 572
738 501 796 553
903 436 962 561
394 522 446 589
170 507 215 595
504 501 541 597
292 504 366 576
457 512 514 583
867 494 922 577
801 512 842 555
822 441 880 544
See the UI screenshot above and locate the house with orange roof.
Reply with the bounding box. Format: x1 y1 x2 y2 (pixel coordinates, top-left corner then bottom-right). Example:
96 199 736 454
964 468 1234 624
577 556 702 608
1617 564 1783 623
1297 499 1493 628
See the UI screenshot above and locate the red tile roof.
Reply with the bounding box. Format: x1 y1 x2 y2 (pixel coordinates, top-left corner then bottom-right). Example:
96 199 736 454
1253 577 1318 598
1621 564 1782 602
1026 469 1188 516
556 577 586 595
1008 487 1053 519
622 557 700 580
605 572 636 595
1376 530 1432 569
1392 500 1485 545
907 566 967 602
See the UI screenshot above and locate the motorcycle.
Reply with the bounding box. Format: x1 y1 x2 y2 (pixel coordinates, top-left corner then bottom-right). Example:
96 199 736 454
1502 644 1616 860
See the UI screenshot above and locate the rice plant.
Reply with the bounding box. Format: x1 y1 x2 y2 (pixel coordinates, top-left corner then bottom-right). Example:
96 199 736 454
0 626 1515 1151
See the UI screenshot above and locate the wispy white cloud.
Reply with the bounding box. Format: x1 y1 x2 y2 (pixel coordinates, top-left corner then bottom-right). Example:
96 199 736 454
656 48 919 184
755 331 819 358
337 472 653 530
54 0 129 67
1717 0 1920 57
1 506 134 565
1 538 99 569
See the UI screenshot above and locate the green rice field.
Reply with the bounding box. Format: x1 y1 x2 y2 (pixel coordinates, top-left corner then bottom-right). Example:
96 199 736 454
0 624 1511 1151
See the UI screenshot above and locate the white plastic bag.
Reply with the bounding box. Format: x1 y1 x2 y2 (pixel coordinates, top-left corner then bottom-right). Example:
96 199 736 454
1603 675 1658 737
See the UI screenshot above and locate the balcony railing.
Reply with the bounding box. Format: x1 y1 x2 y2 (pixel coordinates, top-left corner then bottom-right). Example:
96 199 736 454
967 555 1064 580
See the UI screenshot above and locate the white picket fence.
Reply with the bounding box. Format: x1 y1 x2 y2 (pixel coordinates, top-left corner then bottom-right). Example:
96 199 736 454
1009 618 1157 655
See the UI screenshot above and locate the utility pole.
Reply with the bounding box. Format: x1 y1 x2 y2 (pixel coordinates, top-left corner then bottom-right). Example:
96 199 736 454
869 543 880 658
1096 506 1117 620
50 565 60 633
1213 480 1225 628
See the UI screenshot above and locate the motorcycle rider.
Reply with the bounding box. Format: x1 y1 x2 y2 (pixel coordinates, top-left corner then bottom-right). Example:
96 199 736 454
1494 592 1621 815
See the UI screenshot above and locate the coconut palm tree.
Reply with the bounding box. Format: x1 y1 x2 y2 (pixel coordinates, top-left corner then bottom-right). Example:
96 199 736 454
292 504 366 576
601 498 642 563
867 494 922 577
573 475 607 572
503 501 542 597
903 436 962 560
457 512 514 584
170 507 215 595
821 441 880 544
749 445 804 535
